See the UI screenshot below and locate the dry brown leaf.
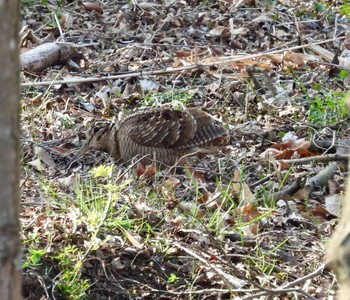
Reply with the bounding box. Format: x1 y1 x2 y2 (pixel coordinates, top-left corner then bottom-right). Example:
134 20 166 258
272 139 312 158
111 257 125 270
137 163 156 179
284 52 305 66
200 57 272 71
51 144 75 156
136 163 146 177
325 193 343 217
296 146 312 157
293 187 311 201
165 199 178 210
28 93 44 107
232 170 255 203
312 203 332 219
162 177 180 191
37 147 56 167
328 179 342 195
241 203 261 222
250 224 259 235
192 170 206 182
209 26 230 37
277 160 291 171
197 192 210 204
176 50 192 58
265 52 318 67
27 158 44 171
82 2 103 14
168 216 182 227
265 54 283 64
241 202 254 215
124 230 143 249
272 140 295 151
275 149 295 160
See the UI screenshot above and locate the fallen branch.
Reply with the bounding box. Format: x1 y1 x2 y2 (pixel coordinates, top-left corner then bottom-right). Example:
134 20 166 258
20 42 76 72
281 153 348 165
173 241 247 289
21 64 198 87
243 264 325 300
271 177 303 201
305 162 339 192
21 36 345 87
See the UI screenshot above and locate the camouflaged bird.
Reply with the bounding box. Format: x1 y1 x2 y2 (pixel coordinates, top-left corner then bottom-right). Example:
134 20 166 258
75 108 230 166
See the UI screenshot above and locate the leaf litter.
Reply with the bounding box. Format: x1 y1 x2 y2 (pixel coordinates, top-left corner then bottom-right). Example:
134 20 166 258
20 0 349 299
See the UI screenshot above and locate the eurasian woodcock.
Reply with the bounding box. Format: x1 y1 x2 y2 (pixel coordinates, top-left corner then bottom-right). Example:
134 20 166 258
75 108 230 166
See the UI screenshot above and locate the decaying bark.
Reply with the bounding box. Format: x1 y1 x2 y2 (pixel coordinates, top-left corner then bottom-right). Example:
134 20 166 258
20 42 76 72
328 171 350 298
0 0 22 299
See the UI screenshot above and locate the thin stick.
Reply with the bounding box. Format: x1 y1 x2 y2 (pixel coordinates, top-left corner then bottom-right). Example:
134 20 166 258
21 36 345 87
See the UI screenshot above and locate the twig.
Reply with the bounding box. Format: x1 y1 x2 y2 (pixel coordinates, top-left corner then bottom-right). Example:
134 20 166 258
53 13 64 41
174 241 247 289
21 36 345 87
243 264 325 300
281 153 348 165
250 174 272 188
270 176 302 201
305 162 339 192
21 64 198 87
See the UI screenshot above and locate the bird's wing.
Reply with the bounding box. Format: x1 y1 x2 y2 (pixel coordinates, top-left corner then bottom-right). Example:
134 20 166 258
179 109 230 148
119 109 197 148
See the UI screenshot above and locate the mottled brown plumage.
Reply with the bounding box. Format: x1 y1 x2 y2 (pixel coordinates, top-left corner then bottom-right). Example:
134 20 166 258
76 108 229 166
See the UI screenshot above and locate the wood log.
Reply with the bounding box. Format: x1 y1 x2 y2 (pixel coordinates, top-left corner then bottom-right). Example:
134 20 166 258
20 42 75 72
328 164 350 298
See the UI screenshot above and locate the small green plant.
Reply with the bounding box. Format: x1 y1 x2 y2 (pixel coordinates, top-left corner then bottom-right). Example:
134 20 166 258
23 248 47 268
308 90 348 125
313 2 327 14
89 164 114 178
55 245 91 300
206 179 236 233
339 70 348 80
291 68 348 125
55 112 74 129
251 237 289 276
33 165 134 299
340 2 350 18
76 164 132 221
167 273 179 284
142 88 194 108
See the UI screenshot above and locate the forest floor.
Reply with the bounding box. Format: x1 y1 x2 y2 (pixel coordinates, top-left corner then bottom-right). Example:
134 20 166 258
19 0 349 299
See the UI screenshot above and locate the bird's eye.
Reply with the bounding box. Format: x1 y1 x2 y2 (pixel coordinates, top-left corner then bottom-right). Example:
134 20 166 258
93 127 100 133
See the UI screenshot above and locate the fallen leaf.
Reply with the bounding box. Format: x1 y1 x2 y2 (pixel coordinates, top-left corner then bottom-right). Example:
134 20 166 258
312 203 333 219
162 177 180 191
111 257 125 270
325 193 343 217
82 2 103 14
232 170 255 203
37 147 56 167
27 158 44 171
124 230 143 250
